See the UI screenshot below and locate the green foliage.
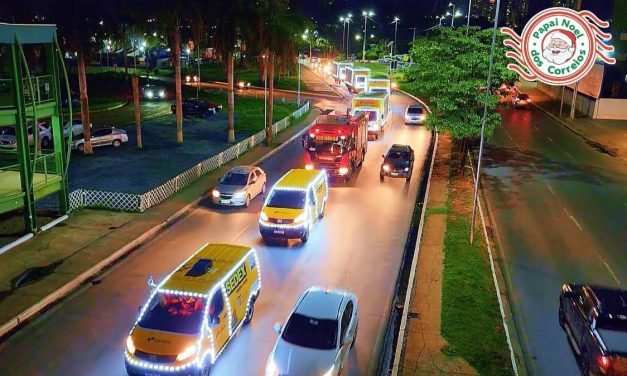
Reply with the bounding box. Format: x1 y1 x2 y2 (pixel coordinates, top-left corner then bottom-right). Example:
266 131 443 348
365 40 390 60
403 28 516 141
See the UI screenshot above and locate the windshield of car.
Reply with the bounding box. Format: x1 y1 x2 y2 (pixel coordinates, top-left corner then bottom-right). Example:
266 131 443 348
309 140 345 155
387 150 409 160
220 172 248 186
407 106 423 114
363 110 378 121
2 127 15 136
138 292 206 335
281 313 337 350
266 190 306 209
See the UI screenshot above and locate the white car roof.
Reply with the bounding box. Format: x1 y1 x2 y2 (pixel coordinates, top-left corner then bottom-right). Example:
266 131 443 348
294 288 352 320
228 166 256 174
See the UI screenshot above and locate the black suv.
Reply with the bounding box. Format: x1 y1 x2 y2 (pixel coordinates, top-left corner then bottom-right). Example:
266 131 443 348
380 144 414 182
171 99 223 117
559 284 627 375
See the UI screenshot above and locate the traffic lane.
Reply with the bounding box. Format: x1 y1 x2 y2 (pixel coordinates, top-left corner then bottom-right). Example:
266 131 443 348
497 106 627 281
484 107 625 376
0 93 429 376
210 93 430 376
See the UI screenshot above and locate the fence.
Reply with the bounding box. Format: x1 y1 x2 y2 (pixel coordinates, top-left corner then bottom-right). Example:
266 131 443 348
68 101 310 212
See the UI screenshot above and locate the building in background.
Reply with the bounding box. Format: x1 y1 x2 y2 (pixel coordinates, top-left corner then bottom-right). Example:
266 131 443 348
471 0 530 28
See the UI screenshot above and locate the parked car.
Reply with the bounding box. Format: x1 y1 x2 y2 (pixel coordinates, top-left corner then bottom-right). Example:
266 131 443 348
0 123 52 149
211 166 267 208
404 104 426 125
237 81 252 89
64 119 92 137
142 84 167 100
266 287 358 376
170 98 222 117
72 127 128 152
559 283 627 375
61 90 79 108
512 93 531 109
380 144 414 182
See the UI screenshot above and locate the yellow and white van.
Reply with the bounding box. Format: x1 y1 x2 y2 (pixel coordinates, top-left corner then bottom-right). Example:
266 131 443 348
124 243 261 376
259 169 328 244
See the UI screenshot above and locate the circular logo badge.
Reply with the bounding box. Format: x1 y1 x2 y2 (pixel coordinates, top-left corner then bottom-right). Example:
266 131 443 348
521 8 596 85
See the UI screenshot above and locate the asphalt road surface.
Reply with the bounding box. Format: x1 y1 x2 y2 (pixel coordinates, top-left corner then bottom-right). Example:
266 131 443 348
482 105 627 376
0 92 430 375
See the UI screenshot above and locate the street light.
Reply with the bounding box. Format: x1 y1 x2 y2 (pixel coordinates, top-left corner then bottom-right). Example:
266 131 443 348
392 16 400 56
345 14 353 59
437 15 444 27
355 34 361 41
340 17 346 54
449 2 456 27
262 54 268 131
362 10 374 62
302 33 312 63
370 34 375 39
466 0 473 36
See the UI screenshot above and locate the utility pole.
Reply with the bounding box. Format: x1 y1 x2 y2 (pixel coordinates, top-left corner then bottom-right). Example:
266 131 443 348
392 17 400 56
346 16 352 58
340 17 346 55
570 0 582 119
362 10 374 62
410 27 417 44
449 3 457 28
470 0 501 244
466 0 472 36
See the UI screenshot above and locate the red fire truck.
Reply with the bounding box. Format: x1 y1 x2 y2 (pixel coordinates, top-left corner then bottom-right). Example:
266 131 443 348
301 112 368 182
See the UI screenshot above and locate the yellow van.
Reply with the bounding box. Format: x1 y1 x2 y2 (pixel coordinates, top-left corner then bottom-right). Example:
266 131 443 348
259 169 328 244
124 243 261 376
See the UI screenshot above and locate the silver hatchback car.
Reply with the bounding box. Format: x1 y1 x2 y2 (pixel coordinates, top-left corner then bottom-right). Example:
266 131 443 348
211 166 267 207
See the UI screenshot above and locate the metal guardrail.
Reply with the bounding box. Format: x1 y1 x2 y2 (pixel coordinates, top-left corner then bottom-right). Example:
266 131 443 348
0 75 55 108
0 152 58 198
68 101 310 212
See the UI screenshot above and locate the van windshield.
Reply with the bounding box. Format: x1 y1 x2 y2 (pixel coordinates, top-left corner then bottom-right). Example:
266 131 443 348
266 190 306 209
363 110 378 121
138 292 206 335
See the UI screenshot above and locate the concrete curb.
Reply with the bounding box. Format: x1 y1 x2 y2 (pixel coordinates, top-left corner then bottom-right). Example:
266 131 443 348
532 102 618 157
0 112 318 341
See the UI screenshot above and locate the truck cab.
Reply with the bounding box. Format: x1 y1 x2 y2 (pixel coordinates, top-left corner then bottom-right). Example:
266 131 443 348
559 283 627 375
351 92 390 140
344 67 370 93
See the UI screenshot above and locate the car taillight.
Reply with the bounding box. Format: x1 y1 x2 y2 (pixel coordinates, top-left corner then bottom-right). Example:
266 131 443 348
598 355 611 373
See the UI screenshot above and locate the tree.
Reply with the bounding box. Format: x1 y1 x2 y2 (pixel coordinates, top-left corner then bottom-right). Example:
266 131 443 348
403 27 516 171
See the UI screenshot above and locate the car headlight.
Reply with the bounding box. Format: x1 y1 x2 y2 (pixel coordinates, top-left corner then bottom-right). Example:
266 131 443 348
176 344 198 361
212 189 220 198
233 190 246 199
404 167 409 172
265 357 279 376
383 165 390 172
293 213 307 224
238 81 245 88
260 212 269 221
145 91 154 98
185 75 191 82
338 167 349 175
126 336 136 354
158 90 165 98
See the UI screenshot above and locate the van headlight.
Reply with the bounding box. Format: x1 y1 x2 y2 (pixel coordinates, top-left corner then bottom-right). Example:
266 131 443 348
212 189 220 198
293 213 307 224
176 344 198 361
305 164 314 170
260 212 269 221
383 165 390 172
126 336 136 354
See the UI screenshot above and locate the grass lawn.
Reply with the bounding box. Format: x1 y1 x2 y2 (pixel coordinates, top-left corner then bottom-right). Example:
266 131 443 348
183 62 309 92
439 148 514 376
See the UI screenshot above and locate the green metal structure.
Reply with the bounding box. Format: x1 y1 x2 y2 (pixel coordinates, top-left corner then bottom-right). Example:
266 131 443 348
0 23 72 232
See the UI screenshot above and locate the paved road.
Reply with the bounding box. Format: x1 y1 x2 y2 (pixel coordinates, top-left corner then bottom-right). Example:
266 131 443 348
0 92 430 376
482 105 627 376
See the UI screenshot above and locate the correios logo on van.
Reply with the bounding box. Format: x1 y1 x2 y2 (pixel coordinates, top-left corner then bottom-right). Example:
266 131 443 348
501 7 615 86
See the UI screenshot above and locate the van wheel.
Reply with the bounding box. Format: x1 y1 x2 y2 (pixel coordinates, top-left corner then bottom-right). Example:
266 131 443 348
244 301 254 325
197 355 211 376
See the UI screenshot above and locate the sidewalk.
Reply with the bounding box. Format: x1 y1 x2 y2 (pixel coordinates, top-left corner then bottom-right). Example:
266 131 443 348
524 87 627 161
0 110 320 338
400 134 478 376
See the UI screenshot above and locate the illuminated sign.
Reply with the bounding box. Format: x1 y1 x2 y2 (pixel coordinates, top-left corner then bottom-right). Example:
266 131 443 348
353 99 382 108
501 7 615 86
224 263 247 296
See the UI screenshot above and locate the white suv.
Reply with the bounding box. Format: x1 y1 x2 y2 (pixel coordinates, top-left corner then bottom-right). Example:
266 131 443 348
266 287 358 376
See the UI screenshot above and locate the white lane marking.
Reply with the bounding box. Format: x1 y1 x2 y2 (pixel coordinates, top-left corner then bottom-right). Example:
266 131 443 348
547 136 554 143
546 183 556 197
565 151 574 159
563 208 583 231
231 225 250 242
604 262 621 286
594 176 604 185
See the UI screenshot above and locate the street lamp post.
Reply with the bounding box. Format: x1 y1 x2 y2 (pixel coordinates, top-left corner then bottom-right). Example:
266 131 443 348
392 17 400 56
340 17 346 54
263 55 267 132
466 0 473 36
297 55 302 106
437 16 443 27
449 3 456 27
362 10 374 62
470 0 502 244
346 15 352 58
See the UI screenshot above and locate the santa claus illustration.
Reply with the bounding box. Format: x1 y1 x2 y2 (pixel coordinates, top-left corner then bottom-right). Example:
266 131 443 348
542 30 576 65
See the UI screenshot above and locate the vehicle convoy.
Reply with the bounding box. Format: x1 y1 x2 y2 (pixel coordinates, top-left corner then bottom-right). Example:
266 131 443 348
266 286 358 376
331 62 353 84
302 112 368 181
125 243 261 376
344 66 370 93
366 76 391 94
380 144 415 182
259 169 328 244
351 91 390 140
559 284 627 376
211 166 267 208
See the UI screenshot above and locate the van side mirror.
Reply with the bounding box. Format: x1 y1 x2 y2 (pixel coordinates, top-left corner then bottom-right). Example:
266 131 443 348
147 275 156 289
273 322 282 333
138 305 142 314
382 154 385 158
